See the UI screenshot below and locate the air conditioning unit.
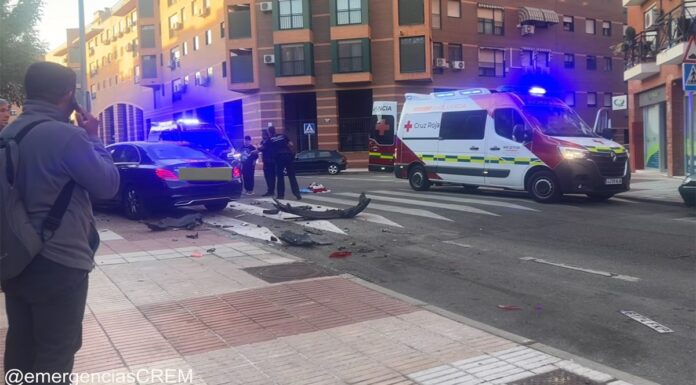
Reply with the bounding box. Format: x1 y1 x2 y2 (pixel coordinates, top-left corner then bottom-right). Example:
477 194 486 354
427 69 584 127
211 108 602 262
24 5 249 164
259 2 273 12
452 60 465 70
172 22 182 31
263 54 275 64
197 7 211 17
521 24 535 35
435 58 449 68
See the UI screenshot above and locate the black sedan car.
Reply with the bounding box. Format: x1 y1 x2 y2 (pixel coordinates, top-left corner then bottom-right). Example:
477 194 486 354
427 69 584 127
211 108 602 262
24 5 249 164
294 150 347 175
99 142 242 219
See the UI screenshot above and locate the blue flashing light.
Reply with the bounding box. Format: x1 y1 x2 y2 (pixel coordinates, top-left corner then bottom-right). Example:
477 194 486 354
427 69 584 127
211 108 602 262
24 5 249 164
434 92 456 98
529 86 547 96
177 118 202 125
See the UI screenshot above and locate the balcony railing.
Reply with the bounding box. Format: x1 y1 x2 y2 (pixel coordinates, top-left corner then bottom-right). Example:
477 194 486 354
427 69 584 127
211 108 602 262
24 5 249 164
655 1 696 51
624 30 658 69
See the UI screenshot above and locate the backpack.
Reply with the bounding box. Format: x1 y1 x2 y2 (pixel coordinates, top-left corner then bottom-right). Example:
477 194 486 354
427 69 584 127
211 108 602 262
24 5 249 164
0 119 75 281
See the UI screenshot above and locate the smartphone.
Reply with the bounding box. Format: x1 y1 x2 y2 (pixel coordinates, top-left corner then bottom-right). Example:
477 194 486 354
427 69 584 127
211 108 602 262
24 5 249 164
71 95 81 113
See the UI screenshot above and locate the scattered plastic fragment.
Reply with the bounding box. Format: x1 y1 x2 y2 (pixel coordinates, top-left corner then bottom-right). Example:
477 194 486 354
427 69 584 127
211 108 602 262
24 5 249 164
191 251 203 258
273 193 370 220
270 236 278 242
329 251 352 258
145 213 203 231
206 248 216 253
263 209 280 215
497 305 523 311
186 233 199 239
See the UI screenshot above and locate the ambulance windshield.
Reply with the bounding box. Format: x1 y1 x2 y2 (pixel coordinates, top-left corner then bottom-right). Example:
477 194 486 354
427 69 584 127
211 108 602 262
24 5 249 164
523 106 596 138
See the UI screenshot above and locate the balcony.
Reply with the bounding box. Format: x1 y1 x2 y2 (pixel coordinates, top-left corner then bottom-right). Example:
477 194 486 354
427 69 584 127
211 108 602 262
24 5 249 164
655 1 696 65
623 31 660 80
623 0 647 6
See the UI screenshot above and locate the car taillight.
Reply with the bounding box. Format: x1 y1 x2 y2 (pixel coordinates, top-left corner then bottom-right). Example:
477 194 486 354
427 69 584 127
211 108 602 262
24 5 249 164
232 166 241 178
156 168 179 181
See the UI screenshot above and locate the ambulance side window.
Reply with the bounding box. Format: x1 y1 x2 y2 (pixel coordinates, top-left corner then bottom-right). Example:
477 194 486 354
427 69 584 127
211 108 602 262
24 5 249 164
494 109 525 140
440 110 487 140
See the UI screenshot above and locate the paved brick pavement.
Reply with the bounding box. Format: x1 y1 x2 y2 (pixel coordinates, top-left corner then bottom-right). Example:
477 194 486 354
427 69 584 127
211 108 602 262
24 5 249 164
0 214 649 385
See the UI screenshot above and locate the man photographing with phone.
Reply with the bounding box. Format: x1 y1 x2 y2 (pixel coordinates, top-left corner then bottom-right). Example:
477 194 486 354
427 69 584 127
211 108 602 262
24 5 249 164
0 62 119 380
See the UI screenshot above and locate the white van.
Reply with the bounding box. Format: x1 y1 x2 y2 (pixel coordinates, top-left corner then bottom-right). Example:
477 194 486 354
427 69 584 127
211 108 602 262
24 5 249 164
393 88 630 203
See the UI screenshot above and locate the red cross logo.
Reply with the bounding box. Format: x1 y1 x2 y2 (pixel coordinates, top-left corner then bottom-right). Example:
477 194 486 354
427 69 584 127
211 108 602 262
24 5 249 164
404 121 413 132
375 120 390 136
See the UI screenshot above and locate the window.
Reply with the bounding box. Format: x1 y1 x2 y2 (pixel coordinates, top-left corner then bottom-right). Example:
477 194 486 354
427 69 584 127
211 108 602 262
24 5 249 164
431 0 440 29
279 44 306 76
564 53 575 69
585 18 596 34
111 146 140 163
448 44 462 62
587 92 597 107
478 6 504 35
279 0 304 29
603 93 612 107
207 66 214 79
139 0 154 18
297 151 317 160
172 78 184 102
440 110 487 140
447 0 460 17
337 40 364 73
193 36 200 51
586 55 597 70
432 42 444 74
228 5 251 38
563 16 574 31
565 92 575 107
521 50 533 67
220 22 225 38
182 41 189 56
205 29 213 45
398 0 424 25
169 47 181 68
494 109 525 141
169 14 181 36
337 0 362 25
399 36 425 73
537 52 550 69
602 21 611 36
142 55 157 78
222 61 227 77
134 65 141 83
140 25 156 48
191 0 197 16
604 57 613 71
479 48 504 77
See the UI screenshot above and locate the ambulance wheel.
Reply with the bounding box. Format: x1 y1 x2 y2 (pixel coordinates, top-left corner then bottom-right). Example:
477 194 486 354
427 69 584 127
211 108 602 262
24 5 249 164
409 165 431 191
586 193 614 202
528 171 561 203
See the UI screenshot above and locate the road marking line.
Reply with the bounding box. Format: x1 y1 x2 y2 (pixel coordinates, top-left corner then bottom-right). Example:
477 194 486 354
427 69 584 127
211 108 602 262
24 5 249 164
203 215 281 244
229 202 346 234
298 176 407 183
443 240 472 248
674 216 696 223
611 197 638 204
98 229 123 241
619 310 674 333
266 199 404 228
371 190 539 211
520 257 640 282
337 193 499 217
293 195 453 222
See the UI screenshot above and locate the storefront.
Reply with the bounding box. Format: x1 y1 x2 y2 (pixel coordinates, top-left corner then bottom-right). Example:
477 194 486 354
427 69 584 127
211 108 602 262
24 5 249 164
638 87 667 172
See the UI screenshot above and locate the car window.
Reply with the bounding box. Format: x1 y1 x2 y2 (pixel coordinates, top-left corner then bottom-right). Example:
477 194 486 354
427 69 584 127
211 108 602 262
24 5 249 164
110 146 139 163
297 151 317 160
109 146 125 162
319 151 332 158
145 144 212 160
494 109 525 140
440 110 487 140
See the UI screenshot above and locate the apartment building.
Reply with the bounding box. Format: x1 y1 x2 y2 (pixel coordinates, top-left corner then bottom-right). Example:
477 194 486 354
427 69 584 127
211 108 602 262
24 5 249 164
46 0 627 168
623 0 695 176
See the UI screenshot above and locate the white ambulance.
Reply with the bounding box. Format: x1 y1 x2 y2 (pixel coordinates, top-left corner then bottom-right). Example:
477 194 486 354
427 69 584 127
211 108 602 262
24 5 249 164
393 88 630 203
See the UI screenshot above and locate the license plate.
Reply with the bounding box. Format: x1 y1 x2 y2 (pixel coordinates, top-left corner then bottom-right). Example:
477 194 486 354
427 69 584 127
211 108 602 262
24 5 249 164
179 168 232 181
605 178 623 185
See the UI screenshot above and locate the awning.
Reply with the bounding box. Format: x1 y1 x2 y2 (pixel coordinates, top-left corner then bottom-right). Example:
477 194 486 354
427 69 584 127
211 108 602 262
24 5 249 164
519 6 560 25
478 3 504 10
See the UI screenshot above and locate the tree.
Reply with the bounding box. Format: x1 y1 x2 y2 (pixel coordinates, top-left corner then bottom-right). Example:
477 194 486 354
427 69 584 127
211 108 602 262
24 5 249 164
0 0 46 105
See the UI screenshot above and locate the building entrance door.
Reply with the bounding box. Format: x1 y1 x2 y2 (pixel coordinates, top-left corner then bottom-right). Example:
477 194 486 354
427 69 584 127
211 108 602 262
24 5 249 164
642 103 666 171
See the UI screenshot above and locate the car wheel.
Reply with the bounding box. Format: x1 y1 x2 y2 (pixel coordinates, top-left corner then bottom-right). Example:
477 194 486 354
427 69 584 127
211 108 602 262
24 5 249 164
408 165 431 191
204 200 229 212
586 193 614 202
528 170 561 203
122 186 149 220
327 163 340 175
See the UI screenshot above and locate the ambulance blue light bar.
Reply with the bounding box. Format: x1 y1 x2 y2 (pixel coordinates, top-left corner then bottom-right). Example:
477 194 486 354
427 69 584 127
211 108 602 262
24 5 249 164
177 118 201 125
529 87 547 96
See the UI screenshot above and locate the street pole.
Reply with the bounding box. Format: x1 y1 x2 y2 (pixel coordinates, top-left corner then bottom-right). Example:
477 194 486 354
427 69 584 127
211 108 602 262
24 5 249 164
307 133 311 151
78 0 90 112
689 91 694 175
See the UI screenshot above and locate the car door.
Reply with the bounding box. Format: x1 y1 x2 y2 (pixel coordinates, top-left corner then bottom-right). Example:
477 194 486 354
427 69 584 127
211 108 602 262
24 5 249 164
318 151 333 172
295 151 317 173
111 144 142 196
486 108 538 189
436 109 488 186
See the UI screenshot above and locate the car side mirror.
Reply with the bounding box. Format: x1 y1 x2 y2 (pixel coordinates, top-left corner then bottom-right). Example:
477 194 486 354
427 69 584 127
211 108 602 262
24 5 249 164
513 124 532 143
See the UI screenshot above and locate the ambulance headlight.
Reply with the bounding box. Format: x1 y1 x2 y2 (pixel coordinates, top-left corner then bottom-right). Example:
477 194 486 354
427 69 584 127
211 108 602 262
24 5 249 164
560 147 589 160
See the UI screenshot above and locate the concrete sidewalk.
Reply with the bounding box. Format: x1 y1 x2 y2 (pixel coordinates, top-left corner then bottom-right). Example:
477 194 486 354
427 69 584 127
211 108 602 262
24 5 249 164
0 215 659 385
619 171 686 206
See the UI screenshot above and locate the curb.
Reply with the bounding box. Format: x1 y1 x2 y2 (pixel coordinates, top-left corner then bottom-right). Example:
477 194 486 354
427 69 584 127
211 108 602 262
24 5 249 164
617 195 685 207
343 274 663 385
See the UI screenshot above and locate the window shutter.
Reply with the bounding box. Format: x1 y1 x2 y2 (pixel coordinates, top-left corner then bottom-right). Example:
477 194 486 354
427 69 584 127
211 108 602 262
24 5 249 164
331 40 339 73
304 43 314 75
362 38 371 72
272 0 280 31
361 0 369 25
303 0 312 29
330 0 336 26
274 45 282 77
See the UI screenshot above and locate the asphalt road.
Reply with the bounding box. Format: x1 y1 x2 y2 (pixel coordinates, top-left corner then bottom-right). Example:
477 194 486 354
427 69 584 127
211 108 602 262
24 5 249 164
216 171 696 385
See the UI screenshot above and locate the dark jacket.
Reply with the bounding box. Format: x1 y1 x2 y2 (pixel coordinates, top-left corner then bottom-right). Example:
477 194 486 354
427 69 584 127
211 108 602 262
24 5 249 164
0 100 120 271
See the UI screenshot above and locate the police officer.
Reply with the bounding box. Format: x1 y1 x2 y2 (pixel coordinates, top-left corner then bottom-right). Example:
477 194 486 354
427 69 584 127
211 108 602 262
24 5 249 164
258 129 275 197
268 126 301 200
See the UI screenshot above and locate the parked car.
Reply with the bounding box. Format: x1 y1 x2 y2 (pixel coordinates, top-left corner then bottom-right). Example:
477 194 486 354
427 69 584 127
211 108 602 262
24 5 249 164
294 150 347 175
97 142 242 219
679 174 695 207
147 118 233 159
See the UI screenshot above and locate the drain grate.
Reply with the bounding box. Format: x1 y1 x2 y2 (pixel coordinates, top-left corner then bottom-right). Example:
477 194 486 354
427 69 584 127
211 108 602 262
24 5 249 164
508 370 603 385
243 262 337 283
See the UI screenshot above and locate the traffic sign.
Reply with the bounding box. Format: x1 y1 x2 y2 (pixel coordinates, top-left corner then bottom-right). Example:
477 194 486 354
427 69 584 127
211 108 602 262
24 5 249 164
684 36 696 63
683 63 696 91
303 122 316 134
